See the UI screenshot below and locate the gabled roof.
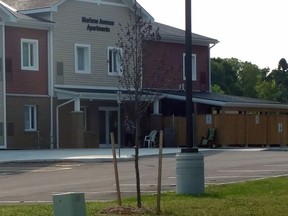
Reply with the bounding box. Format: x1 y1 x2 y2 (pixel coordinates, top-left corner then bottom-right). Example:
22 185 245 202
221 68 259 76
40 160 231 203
153 22 219 46
0 0 63 11
0 0 153 20
0 0 54 27
0 0 153 25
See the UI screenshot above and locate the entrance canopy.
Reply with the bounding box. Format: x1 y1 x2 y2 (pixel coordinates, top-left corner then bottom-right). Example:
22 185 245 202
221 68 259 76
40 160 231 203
55 86 161 101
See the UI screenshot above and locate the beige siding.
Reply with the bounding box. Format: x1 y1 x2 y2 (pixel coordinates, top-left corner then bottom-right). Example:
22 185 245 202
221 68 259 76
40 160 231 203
36 12 52 21
53 0 131 87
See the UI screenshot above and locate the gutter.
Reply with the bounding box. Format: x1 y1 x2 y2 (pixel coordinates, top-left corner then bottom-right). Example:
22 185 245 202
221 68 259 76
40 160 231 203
208 42 218 92
1 22 7 149
48 16 54 149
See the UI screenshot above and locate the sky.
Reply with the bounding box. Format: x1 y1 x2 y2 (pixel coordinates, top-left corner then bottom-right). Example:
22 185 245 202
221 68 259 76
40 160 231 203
137 0 288 71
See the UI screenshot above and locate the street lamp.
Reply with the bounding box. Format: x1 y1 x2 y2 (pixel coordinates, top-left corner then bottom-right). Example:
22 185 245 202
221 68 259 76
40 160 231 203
117 91 123 157
184 0 197 152
176 0 204 195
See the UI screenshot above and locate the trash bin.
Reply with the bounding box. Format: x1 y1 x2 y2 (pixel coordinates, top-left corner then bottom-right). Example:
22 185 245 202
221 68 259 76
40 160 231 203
164 128 174 147
176 152 204 195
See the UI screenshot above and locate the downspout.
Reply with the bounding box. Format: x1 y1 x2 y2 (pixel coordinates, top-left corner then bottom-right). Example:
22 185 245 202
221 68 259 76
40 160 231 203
2 22 7 148
208 43 217 92
48 25 54 149
56 97 80 149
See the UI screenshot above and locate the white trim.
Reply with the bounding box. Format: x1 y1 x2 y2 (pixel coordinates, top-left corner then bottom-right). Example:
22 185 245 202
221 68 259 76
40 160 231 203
55 84 125 91
0 0 16 12
74 43 91 74
183 53 196 81
0 2 17 22
24 105 37 131
77 0 127 7
6 93 49 98
21 38 39 71
107 46 122 76
6 21 54 31
2 23 7 148
98 107 118 146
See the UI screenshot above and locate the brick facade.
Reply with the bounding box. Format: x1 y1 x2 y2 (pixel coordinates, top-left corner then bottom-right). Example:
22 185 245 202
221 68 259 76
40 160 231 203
5 26 48 95
143 41 210 92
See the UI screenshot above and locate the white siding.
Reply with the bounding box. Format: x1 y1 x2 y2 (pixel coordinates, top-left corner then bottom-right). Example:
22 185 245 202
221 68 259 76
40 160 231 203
52 0 131 87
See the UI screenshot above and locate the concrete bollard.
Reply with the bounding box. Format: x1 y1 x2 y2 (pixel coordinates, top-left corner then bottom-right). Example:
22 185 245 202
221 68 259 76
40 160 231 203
53 192 86 216
176 152 204 195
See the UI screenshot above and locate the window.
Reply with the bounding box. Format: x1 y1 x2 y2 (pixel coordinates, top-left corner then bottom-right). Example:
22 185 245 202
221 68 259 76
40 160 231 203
75 44 91 73
21 39 39 71
183 53 197 81
108 47 122 75
24 105 37 131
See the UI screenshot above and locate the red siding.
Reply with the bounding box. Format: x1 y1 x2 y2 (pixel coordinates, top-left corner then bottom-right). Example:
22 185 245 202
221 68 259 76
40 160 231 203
143 41 210 91
5 26 48 95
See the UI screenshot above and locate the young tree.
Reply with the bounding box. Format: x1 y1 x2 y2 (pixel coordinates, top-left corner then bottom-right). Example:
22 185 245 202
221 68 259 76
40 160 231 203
116 2 161 208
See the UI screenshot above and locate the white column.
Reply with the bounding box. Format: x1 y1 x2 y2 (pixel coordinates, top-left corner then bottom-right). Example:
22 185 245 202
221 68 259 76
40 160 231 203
74 98 81 112
153 100 159 114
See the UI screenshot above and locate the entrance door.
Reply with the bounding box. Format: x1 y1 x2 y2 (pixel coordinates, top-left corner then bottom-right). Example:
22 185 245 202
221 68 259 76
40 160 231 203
99 107 119 148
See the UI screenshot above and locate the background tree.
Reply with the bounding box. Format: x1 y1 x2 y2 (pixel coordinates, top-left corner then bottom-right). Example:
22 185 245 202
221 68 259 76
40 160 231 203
116 2 160 208
236 61 260 98
267 66 288 102
211 57 242 95
211 84 225 94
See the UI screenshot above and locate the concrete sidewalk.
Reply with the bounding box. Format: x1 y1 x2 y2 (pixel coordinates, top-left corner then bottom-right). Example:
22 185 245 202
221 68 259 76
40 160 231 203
0 147 285 163
0 148 182 163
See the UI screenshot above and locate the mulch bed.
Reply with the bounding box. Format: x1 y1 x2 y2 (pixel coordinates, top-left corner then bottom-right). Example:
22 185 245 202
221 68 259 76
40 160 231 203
100 206 151 215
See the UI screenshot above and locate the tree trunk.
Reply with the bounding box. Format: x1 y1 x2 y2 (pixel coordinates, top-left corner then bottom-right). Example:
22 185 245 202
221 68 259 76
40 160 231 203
134 145 141 208
134 120 141 208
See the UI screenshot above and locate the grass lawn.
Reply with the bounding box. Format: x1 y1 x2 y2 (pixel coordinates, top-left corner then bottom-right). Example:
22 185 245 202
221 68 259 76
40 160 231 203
0 176 288 215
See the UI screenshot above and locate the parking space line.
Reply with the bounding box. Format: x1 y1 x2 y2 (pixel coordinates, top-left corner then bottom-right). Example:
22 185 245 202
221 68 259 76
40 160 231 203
218 170 288 172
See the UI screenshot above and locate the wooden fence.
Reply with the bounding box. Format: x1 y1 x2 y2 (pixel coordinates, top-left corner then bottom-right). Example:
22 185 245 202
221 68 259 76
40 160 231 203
162 114 288 147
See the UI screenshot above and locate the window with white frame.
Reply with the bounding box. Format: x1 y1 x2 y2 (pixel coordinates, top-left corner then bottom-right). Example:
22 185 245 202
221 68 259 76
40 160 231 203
108 47 122 75
24 105 37 131
183 53 197 81
75 43 91 74
21 39 39 71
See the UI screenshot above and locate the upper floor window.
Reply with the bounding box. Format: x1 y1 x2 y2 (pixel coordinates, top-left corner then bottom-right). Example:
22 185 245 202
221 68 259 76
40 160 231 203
21 39 39 71
183 53 197 81
75 43 91 74
24 105 37 131
108 47 122 75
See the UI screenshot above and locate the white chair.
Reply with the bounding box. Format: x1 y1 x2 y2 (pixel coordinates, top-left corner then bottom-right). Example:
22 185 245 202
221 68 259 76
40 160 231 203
144 130 157 148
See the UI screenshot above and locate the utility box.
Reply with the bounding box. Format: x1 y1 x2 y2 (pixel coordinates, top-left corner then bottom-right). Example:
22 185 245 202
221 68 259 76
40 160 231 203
53 192 86 216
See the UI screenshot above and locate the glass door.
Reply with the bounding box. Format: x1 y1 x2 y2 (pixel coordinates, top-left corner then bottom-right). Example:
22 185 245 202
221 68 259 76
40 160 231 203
99 107 118 147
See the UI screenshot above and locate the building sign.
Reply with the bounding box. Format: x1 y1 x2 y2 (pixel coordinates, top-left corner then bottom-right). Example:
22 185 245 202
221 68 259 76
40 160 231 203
206 114 212 125
255 115 260 124
82 16 115 32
